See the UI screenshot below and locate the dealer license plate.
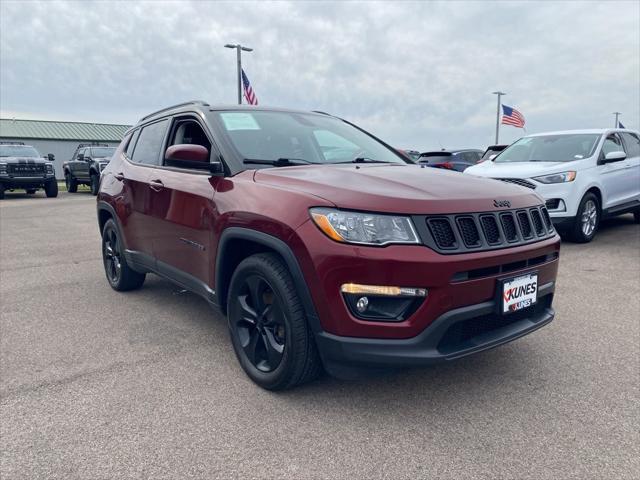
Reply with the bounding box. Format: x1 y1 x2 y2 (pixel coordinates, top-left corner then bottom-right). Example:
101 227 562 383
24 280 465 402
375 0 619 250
502 272 538 314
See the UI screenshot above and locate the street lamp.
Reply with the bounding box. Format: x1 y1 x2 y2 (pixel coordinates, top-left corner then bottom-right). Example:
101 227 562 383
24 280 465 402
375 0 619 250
613 112 621 128
492 91 506 144
224 44 253 105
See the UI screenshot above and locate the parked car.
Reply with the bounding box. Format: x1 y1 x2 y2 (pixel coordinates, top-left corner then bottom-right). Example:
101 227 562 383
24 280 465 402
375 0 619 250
479 144 508 163
63 144 116 195
397 149 421 162
97 101 560 390
418 149 483 171
465 129 640 242
0 142 58 199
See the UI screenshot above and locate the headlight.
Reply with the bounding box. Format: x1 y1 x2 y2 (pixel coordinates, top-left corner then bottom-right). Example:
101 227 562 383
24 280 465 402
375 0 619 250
45 163 54 174
310 208 420 246
0 162 6 175
533 171 576 184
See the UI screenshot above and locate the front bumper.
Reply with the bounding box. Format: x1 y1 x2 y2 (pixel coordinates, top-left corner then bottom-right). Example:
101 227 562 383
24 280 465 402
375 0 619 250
0 176 55 186
316 282 554 374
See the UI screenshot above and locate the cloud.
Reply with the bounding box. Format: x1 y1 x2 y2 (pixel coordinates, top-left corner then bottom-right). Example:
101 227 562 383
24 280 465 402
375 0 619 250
1 0 638 150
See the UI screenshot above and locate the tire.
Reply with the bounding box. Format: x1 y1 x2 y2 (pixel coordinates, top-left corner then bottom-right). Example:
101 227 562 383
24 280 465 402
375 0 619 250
65 172 78 193
101 219 145 291
26 189 36 194
0 184 5 200
44 180 58 198
227 253 322 390
568 192 600 243
90 173 99 196
633 210 640 224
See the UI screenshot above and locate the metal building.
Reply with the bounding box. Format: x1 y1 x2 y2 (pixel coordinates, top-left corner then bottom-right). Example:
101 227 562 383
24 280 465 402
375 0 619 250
0 118 130 179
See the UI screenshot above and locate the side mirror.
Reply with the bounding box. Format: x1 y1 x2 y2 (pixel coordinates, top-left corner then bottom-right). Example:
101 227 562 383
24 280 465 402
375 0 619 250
165 144 223 175
603 151 626 163
77 153 84 161
47 153 55 161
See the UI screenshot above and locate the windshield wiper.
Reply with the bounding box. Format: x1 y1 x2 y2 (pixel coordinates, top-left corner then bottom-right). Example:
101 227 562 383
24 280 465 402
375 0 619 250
243 157 317 167
335 157 393 164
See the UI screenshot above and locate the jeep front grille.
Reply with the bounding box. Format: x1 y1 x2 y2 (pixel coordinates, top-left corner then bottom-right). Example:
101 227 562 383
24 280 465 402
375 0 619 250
415 206 555 254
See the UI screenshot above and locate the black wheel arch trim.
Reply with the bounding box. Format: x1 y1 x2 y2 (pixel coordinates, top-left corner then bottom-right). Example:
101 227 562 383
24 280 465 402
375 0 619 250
216 227 322 333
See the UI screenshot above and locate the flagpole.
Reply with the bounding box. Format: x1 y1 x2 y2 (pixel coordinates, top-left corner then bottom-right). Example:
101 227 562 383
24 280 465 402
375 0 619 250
492 91 506 144
224 43 253 105
613 112 621 128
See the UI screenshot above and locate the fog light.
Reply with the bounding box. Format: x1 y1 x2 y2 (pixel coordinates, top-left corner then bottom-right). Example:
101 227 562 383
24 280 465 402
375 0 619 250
341 283 427 322
356 296 369 313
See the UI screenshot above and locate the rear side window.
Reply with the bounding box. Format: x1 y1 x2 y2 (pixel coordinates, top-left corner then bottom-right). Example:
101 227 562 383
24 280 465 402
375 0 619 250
126 130 140 158
131 120 169 165
621 133 640 157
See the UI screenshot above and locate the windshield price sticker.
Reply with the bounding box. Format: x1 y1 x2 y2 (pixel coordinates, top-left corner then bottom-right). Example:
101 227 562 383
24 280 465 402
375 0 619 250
220 112 261 131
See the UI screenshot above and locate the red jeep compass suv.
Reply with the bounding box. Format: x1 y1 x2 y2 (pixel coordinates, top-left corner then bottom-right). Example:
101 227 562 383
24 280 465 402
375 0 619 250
97 101 560 390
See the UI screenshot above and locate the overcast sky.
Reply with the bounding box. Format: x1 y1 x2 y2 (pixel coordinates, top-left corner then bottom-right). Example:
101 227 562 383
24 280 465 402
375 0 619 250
1 0 638 150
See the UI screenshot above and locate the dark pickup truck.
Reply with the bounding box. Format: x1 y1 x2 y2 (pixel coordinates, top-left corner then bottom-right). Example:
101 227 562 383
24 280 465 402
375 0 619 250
0 142 58 199
63 144 116 195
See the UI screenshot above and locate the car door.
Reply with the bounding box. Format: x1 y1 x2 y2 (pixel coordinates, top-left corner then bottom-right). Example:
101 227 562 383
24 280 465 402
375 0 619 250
620 132 640 205
71 148 85 178
79 148 92 180
147 115 221 293
597 133 628 209
119 119 169 261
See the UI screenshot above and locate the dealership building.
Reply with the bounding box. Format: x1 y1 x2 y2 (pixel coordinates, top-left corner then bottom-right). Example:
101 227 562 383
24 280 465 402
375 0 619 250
0 118 130 179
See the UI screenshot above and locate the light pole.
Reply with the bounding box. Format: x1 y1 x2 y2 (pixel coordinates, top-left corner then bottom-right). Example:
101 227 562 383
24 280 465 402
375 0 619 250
224 43 253 105
492 91 506 144
613 111 621 128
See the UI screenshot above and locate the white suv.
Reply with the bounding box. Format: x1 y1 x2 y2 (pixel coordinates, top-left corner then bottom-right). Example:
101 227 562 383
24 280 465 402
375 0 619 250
465 129 640 242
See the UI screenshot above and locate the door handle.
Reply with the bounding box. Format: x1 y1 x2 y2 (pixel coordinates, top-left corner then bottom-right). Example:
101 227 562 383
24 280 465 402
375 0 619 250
149 179 164 192
114 172 125 181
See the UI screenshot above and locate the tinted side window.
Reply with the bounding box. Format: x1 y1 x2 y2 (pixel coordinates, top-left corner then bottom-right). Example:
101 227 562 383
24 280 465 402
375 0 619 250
131 120 168 165
126 130 140 158
621 133 640 157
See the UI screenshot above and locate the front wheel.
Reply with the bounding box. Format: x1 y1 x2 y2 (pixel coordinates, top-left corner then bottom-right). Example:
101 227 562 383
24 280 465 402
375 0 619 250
102 219 145 291
568 192 600 243
227 253 322 390
65 172 78 193
44 180 58 198
90 173 99 196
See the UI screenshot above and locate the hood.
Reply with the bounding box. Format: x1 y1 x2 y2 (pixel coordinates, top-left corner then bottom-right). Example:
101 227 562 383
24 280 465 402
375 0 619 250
465 160 581 179
253 164 543 214
0 156 47 164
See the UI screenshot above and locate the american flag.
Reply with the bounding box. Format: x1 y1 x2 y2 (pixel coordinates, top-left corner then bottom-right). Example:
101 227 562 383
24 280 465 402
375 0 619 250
501 104 525 128
241 69 258 105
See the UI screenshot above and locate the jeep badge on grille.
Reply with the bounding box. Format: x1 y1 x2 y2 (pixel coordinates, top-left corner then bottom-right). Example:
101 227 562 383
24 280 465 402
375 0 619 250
494 200 511 208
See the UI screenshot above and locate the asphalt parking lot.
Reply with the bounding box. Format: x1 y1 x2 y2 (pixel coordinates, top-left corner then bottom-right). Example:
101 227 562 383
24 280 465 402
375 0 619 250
1 191 638 479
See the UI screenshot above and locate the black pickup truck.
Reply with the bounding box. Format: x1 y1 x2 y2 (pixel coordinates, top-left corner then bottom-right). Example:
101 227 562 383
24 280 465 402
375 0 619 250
0 142 58 199
63 144 116 195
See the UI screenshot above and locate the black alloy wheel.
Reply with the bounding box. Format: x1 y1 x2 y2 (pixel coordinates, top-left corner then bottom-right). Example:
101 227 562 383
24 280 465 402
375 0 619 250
101 219 145 291
234 274 287 372
227 253 322 390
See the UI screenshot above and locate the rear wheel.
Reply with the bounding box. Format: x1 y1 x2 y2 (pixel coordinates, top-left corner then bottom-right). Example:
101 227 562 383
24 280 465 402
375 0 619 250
568 192 599 243
90 173 99 196
65 172 78 193
26 189 36 194
102 219 145 291
227 253 322 390
44 180 58 198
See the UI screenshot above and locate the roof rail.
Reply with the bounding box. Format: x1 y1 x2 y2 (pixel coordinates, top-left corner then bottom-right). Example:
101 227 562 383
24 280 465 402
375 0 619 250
139 100 210 122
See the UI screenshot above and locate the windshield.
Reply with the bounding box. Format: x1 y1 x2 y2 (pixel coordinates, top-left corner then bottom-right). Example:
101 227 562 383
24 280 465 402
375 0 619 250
0 145 41 158
495 134 600 163
90 147 115 158
212 111 408 166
